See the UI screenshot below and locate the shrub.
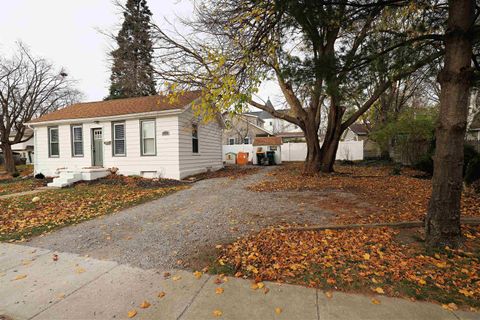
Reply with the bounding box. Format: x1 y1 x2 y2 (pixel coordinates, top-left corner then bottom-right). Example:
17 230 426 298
414 144 478 178
391 164 402 176
472 180 480 194
465 155 480 185
414 155 434 175
464 144 479 175
11 171 20 178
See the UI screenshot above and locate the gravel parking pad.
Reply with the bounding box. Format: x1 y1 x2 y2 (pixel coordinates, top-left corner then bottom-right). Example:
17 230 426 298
27 167 334 270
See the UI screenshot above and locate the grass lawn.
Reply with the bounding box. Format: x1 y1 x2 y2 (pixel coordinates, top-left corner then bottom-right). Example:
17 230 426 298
0 165 45 196
212 162 480 311
0 175 188 242
0 178 47 196
0 164 34 177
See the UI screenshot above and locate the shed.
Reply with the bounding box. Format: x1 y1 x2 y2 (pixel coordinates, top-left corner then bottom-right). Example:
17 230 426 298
252 136 282 165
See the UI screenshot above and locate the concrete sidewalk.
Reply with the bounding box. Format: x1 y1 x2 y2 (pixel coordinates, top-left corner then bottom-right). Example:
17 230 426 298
0 243 477 320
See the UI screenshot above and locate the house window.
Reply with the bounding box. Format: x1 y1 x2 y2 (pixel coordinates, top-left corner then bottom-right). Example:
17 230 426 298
112 122 126 156
228 137 235 145
48 127 59 157
244 137 250 144
71 125 83 157
192 123 199 153
141 119 156 156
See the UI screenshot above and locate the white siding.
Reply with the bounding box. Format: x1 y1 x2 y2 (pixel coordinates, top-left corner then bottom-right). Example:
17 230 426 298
33 109 223 180
33 115 182 180
263 117 302 134
178 108 223 179
34 124 93 175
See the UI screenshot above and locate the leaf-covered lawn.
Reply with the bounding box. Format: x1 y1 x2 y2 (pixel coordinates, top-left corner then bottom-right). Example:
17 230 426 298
0 178 46 196
212 163 480 310
216 226 480 310
0 175 188 241
249 163 480 224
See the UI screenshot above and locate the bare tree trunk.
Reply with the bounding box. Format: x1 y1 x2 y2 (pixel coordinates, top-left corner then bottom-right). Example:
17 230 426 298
319 100 345 173
320 133 342 172
303 119 322 174
1 143 17 175
425 0 474 249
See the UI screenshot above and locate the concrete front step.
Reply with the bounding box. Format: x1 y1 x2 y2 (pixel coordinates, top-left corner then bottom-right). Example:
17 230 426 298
47 172 83 188
47 168 109 188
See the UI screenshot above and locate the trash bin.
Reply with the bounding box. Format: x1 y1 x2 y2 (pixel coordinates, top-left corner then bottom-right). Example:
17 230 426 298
266 151 276 165
237 152 249 165
256 153 267 165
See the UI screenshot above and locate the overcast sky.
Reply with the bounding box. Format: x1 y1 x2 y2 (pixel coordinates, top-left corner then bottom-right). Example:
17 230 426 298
0 0 281 108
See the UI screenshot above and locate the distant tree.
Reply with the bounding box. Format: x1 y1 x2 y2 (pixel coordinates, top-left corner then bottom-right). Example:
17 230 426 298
370 108 437 164
0 43 82 174
107 0 157 100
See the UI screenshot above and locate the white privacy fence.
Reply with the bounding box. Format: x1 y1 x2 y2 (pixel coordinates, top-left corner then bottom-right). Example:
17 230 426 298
222 140 364 162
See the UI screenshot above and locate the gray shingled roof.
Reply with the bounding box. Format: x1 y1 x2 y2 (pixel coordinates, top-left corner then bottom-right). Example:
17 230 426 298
244 110 274 120
349 123 369 135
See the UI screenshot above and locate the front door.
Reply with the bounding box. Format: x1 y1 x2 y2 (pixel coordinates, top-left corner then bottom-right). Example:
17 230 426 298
92 128 103 167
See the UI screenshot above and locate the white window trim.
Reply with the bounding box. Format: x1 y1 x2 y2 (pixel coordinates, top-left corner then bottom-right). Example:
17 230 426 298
228 137 235 145
48 126 59 158
71 125 84 157
140 119 156 156
112 122 126 156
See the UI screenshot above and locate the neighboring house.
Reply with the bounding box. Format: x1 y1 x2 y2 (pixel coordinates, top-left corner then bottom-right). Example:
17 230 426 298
223 113 273 145
276 131 306 142
245 101 302 134
341 123 381 159
11 128 35 164
467 112 480 141
0 128 35 165
466 112 480 153
341 123 369 141
27 91 224 180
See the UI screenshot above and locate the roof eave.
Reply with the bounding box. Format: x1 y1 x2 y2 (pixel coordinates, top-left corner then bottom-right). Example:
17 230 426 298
27 108 184 127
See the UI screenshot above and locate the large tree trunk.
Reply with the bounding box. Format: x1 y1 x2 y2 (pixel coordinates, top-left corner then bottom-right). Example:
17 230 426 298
319 100 346 173
1 143 17 175
303 119 322 174
425 0 474 249
319 132 342 172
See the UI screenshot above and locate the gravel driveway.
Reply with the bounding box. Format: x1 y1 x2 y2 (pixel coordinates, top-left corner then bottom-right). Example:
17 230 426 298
28 167 334 270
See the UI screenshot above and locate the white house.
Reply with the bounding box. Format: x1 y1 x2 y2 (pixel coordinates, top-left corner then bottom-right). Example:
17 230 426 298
27 91 224 183
3 128 35 164
245 99 303 135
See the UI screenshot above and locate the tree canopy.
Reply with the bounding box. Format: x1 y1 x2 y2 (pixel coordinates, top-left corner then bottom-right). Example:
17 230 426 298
153 0 445 172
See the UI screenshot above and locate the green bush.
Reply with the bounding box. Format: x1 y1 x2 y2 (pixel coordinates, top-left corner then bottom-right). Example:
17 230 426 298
465 155 480 185
464 144 478 175
472 180 480 194
391 164 402 176
414 155 434 175
414 144 479 178
11 171 20 178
